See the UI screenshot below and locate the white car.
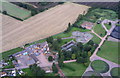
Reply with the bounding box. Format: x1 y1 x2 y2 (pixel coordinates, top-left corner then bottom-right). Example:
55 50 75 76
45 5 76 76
18 69 24 75
12 70 16 76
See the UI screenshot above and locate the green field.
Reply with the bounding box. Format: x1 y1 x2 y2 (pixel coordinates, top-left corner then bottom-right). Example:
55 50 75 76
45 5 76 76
61 62 87 76
0 0 31 20
93 24 106 37
91 60 109 73
97 41 119 64
91 33 101 44
104 24 111 30
1 48 24 59
22 68 34 76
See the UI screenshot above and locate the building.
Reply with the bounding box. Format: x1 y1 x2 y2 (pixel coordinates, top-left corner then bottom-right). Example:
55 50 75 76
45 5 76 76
72 31 93 43
110 26 120 40
81 21 94 30
61 40 76 51
12 41 53 73
29 54 39 64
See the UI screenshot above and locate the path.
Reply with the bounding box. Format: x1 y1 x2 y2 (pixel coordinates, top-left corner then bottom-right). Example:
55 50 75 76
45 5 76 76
83 19 119 76
55 62 66 78
91 30 103 39
63 59 76 63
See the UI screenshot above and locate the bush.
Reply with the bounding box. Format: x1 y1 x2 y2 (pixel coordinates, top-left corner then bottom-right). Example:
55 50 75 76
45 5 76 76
48 56 53 62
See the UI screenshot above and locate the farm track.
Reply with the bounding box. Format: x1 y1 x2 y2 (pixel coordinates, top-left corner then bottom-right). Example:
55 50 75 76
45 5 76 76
1 3 89 53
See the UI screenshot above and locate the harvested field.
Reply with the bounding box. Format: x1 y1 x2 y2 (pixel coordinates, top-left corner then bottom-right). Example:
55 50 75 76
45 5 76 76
1 3 90 53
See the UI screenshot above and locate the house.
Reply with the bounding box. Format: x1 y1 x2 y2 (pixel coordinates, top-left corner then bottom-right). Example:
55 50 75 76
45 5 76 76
61 40 76 51
81 21 94 30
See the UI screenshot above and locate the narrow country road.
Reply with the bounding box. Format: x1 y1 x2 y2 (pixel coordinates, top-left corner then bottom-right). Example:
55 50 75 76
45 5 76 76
55 63 66 78
91 30 103 39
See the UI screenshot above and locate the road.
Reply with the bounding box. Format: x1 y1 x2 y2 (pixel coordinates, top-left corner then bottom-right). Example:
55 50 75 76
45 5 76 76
84 19 120 76
55 64 66 78
90 19 117 60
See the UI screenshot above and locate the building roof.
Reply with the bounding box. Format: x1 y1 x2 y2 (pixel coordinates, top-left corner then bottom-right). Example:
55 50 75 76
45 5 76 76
81 21 94 29
29 54 39 63
61 40 76 51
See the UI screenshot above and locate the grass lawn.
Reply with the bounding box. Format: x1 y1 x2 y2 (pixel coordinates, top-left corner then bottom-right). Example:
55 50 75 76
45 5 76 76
0 0 31 20
53 27 90 39
91 60 109 73
93 24 106 37
61 62 87 76
104 24 111 30
3 60 14 69
22 68 34 76
97 41 119 64
91 33 101 44
1 48 24 59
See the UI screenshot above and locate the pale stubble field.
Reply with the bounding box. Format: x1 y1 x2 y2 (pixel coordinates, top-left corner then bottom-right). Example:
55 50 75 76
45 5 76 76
1 3 90 52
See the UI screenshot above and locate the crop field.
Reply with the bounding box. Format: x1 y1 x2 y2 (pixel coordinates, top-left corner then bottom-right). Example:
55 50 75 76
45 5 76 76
1 3 90 53
0 0 31 20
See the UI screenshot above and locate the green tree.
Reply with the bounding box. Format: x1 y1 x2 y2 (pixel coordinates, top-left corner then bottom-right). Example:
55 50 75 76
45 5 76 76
58 51 64 67
46 36 53 44
88 40 94 46
29 64 45 76
48 56 53 62
52 63 58 73
2 11 7 15
77 42 83 51
81 52 88 58
57 37 62 43
71 54 76 60
84 44 92 52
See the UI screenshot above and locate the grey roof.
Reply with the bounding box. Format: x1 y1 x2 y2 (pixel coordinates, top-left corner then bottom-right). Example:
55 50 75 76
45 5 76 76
61 40 76 51
29 54 39 62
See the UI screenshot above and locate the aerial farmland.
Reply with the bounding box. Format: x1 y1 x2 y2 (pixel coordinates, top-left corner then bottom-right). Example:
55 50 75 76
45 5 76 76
0 1 119 78
1 2 89 52
0 0 31 20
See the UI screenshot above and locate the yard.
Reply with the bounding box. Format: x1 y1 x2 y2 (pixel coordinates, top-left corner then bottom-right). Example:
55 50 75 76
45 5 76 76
97 41 119 64
0 0 31 20
93 24 106 37
61 62 87 76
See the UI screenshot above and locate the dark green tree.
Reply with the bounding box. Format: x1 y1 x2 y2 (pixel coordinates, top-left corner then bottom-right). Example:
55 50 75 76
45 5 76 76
52 63 58 73
48 56 53 62
46 36 53 44
57 37 62 43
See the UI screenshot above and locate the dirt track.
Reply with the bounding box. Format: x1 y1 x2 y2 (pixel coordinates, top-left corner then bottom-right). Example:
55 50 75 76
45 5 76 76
1 3 89 52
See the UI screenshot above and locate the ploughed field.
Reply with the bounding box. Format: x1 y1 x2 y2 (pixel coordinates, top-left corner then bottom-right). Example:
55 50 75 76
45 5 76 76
1 3 89 53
